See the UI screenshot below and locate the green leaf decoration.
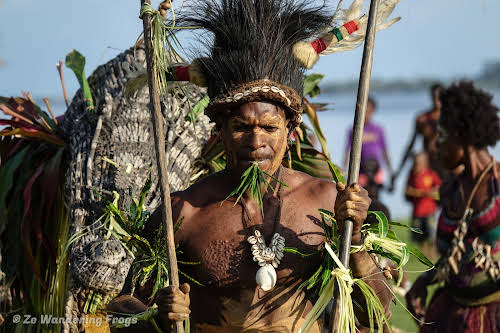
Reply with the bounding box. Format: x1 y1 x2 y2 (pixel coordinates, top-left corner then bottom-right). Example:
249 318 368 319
94 177 204 303
385 229 400 241
388 221 423 234
225 162 287 218
369 249 402 266
138 175 152 213
174 216 184 233
318 208 338 242
355 279 392 332
186 95 210 123
299 264 323 291
406 243 434 268
66 50 94 111
327 160 345 184
299 244 392 333
282 247 318 258
303 99 330 159
303 73 324 98
368 211 389 238
179 270 205 286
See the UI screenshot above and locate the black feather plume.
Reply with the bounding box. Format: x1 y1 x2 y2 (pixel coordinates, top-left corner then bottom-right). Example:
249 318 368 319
180 0 332 100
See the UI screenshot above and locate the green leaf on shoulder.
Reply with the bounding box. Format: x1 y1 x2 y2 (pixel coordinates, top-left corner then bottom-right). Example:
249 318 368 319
327 160 345 184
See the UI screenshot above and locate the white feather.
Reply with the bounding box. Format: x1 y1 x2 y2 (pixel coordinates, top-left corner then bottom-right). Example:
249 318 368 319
321 0 402 56
343 0 364 21
330 0 344 26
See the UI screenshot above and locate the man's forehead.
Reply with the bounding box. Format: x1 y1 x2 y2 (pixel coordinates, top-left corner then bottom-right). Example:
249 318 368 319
231 102 286 122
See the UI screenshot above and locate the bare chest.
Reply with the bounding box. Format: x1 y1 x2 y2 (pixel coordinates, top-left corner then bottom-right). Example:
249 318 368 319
177 196 328 289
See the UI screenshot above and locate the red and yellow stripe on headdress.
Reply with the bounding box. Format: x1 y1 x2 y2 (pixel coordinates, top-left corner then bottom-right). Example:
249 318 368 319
293 18 361 69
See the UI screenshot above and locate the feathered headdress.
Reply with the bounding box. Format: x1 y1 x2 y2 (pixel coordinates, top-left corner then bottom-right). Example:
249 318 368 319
128 0 401 128
179 0 332 128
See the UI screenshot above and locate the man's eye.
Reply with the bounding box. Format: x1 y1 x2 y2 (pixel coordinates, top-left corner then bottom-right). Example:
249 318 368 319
263 126 278 132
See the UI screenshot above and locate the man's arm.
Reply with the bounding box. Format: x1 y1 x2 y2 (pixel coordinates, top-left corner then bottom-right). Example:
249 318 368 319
333 183 392 327
107 295 156 333
107 194 190 332
107 284 190 333
393 120 420 185
405 185 425 198
383 151 393 177
350 251 393 327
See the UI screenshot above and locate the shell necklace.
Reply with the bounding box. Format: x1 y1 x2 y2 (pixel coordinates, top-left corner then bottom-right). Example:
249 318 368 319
241 167 285 291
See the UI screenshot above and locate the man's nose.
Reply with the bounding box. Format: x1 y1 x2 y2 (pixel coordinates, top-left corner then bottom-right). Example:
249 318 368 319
248 128 265 150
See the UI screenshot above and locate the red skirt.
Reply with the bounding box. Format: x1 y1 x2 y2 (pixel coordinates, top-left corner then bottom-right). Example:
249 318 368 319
421 288 500 333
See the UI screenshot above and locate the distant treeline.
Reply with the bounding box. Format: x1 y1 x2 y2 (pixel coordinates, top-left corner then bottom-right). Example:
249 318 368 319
321 61 500 94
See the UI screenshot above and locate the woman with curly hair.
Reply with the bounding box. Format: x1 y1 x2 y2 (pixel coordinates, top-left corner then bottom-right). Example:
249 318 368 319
406 80 500 332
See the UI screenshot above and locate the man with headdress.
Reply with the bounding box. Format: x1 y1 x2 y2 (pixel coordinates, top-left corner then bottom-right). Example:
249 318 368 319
108 0 393 331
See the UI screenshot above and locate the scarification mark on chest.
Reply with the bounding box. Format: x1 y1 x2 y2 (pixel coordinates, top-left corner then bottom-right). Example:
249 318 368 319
202 239 244 287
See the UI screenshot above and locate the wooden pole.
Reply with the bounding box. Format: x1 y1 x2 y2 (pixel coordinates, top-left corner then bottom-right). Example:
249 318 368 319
330 0 380 332
140 1 183 332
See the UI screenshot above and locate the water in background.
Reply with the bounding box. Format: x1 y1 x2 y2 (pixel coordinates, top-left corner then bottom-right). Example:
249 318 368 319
312 90 500 218
40 90 500 218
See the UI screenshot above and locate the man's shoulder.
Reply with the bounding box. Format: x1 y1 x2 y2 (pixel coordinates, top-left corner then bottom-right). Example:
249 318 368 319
168 172 228 224
172 171 227 205
283 167 336 199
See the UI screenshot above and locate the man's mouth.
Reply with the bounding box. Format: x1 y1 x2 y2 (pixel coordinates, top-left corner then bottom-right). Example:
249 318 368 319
238 156 273 170
239 154 273 164
241 157 269 162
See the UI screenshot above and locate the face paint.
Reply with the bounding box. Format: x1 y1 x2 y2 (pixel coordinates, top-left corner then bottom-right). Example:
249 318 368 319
222 102 290 175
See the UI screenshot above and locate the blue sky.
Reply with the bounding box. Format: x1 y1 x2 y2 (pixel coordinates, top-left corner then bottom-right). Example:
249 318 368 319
1 0 499 99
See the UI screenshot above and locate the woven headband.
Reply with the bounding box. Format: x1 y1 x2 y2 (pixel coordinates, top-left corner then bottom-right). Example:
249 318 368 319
205 80 303 129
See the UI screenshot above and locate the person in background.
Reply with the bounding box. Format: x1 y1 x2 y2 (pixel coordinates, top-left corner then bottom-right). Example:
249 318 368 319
405 151 441 257
406 81 500 333
392 84 444 188
344 97 393 197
